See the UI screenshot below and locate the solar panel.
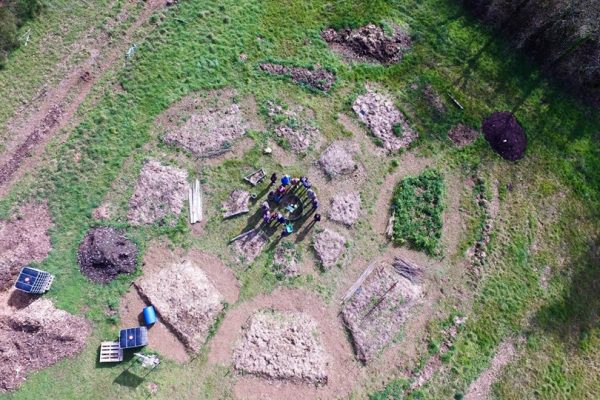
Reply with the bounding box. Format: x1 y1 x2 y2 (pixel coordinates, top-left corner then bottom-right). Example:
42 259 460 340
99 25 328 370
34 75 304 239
119 327 148 349
14 267 54 294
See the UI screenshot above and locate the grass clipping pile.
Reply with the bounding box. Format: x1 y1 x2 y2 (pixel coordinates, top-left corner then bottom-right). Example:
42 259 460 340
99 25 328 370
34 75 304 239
342 263 422 363
233 310 329 385
318 141 359 178
0 203 52 290
128 160 189 226
137 261 224 352
0 299 91 392
313 228 346 269
78 227 138 284
159 89 250 158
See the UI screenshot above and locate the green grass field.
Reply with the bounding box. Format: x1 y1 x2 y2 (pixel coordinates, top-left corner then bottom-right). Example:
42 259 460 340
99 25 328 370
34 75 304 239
0 0 599 399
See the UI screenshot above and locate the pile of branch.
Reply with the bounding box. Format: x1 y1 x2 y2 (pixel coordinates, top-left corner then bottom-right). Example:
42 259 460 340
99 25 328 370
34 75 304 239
392 257 422 283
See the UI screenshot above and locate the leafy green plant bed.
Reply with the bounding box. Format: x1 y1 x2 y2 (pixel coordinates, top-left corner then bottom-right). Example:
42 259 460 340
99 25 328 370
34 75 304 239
392 169 445 256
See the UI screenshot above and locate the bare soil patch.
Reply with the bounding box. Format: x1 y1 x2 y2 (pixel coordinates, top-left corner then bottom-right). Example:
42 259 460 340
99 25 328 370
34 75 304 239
77 226 138 284
137 260 224 353
353 89 417 152
158 89 253 158
259 63 336 92
482 111 527 161
318 141 359 178
313 228 346 269
328 192 361 226
321 24 411 64
273 243 301 278
233 230 268 263
0 105 62 189
465 339 518 400
341 261 422 363
0 202 52 290
120 287 189 363
233 310 329 385
0 299 90 392
448 123 480 148
222 189 251 218
128 160 189 226
92 202 113 221
208 288 363 400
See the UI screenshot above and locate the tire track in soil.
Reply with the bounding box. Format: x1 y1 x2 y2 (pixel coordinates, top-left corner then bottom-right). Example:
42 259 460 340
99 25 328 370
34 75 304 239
0 0 172 198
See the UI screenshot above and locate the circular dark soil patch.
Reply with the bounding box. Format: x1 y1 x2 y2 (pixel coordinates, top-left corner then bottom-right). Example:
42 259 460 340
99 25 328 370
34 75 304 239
482 111 527 161
78 227 138 284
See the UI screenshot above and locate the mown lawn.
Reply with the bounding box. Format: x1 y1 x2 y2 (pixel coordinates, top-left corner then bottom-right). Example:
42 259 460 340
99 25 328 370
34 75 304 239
0 0 599 399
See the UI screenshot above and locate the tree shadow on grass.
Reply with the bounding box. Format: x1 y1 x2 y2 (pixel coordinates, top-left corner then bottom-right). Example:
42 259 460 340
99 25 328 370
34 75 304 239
533 238 600 347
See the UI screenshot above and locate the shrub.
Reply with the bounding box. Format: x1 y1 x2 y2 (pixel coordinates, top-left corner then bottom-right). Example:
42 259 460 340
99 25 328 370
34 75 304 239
391 169 445 256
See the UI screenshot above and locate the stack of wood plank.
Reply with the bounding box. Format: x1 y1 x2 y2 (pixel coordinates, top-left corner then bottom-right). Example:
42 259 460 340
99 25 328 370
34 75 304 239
189 179 203 224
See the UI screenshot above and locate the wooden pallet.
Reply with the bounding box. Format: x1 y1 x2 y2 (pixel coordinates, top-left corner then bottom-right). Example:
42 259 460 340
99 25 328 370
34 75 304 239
99 341 123 363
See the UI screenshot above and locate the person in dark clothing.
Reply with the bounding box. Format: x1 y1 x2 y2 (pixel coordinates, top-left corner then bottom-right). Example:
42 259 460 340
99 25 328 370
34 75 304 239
314 213 321 222
270 173 277 185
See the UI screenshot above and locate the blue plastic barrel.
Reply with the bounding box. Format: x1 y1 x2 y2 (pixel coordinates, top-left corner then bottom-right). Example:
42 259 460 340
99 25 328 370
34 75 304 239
143 306 157 326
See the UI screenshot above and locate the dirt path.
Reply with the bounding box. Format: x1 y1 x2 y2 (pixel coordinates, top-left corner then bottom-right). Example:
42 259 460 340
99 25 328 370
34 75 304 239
465 340 518 400
207 288 365 400
0 0 172 198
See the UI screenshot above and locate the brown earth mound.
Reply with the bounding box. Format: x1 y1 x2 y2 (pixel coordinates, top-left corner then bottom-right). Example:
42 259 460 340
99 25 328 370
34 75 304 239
328 192 361 226
260 63 335 92
313 229 346 269
233 230 268 263
0 203 52 290
353 89 417 152
0 299 90 392
482 111 527 161
77 227 138 284
159 89 250 158
137 260 224 353
128 160 189 226
273 243 300 278
448 123 480 148
222 189 251 218
318 141 359 178
233 310 329 385
321 24 411 64
341 262 422 362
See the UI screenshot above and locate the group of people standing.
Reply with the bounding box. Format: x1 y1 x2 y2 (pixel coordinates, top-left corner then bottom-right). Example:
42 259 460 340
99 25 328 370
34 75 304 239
261 173 321 237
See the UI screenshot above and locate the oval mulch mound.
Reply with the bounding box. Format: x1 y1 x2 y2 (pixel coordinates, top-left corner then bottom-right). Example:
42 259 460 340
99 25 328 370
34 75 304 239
482 111 527 161
78 226 138 284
